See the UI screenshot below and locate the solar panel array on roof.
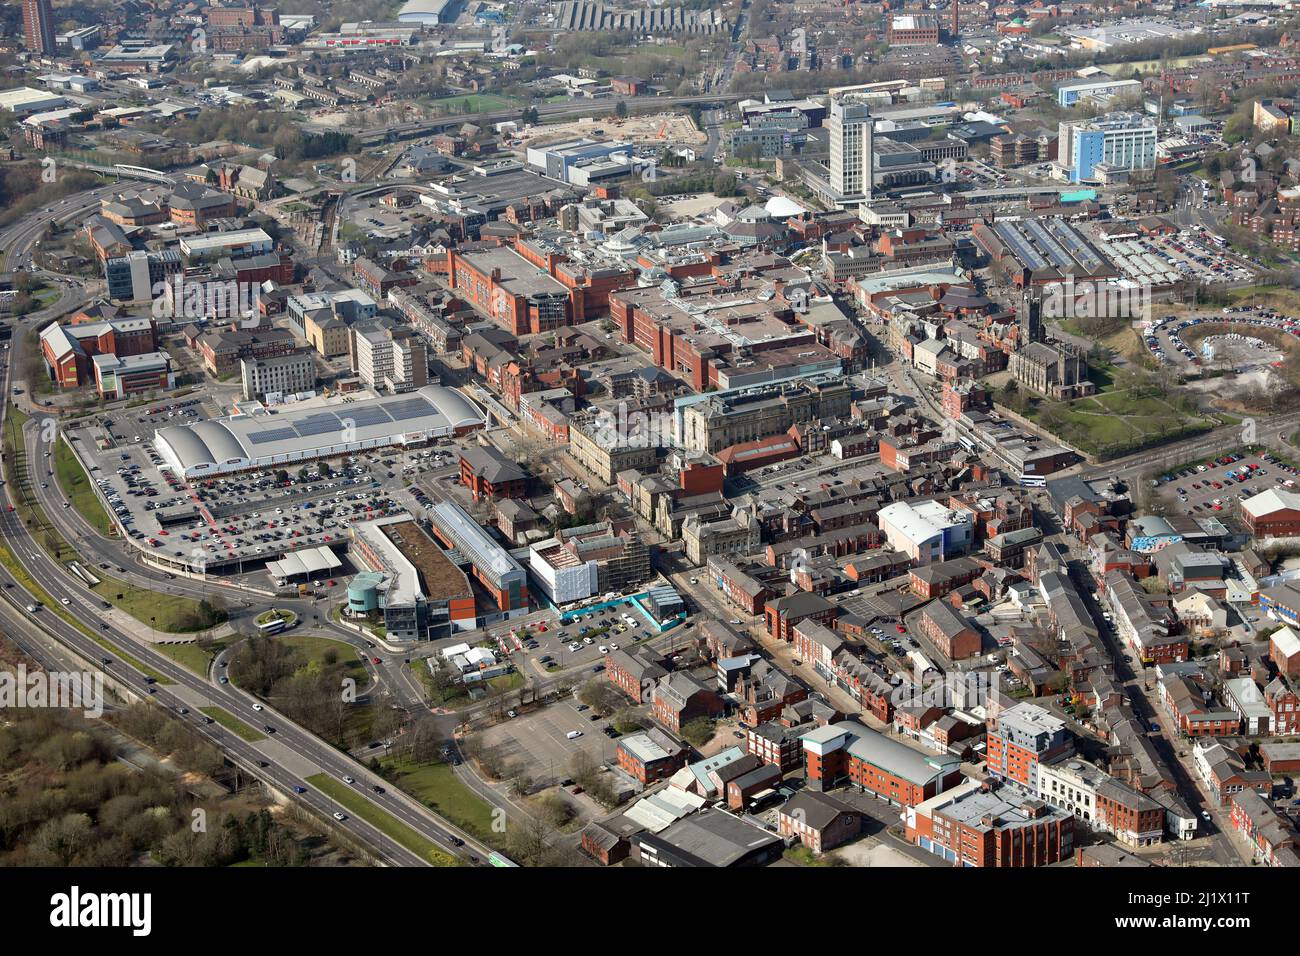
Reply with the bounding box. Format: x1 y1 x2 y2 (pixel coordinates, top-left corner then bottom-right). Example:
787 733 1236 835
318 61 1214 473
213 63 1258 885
247 426 298 445
994 221 1047 271
348 406 393 428
386 398 430 422
294 414 343 438
1047 218 1103 273
1024 219 1072 271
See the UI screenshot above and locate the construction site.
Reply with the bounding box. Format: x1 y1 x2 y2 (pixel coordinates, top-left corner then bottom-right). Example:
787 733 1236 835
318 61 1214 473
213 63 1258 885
514 112 706 151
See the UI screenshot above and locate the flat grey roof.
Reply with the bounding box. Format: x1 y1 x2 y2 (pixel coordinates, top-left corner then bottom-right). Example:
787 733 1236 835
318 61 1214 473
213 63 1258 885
458 246 568 298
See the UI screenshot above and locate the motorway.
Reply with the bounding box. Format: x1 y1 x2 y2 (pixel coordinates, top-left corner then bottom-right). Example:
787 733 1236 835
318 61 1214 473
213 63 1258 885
0 420 496 866
0 207 507 866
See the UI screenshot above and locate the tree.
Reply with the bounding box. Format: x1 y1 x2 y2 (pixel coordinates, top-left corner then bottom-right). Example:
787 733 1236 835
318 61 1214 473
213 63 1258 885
577 678 624 716
426 664 457 704
615 100 628 119
613 707 648 734
569 749 599 789
536 792 574 828
509 767 534 797
505 813 553 866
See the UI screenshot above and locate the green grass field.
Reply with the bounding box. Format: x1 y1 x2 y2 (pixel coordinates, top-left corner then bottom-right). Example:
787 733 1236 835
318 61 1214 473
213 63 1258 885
1020 362 1218 459
155 641 222 675
279 634 366 683
305 773 461 866
378 756 503 848
1028 390 1214 458
52 440 115 536
200 706 266 742
92 574 224 633
428 93 517 114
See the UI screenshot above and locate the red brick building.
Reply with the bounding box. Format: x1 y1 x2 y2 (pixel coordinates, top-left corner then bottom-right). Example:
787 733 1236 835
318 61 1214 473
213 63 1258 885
447 245 580 336
906 783 1074 867
458 445 527 500
39 316 159 388
985 703 1073 790
764 591 837 642
801 721 962 807
777 792 863 853
915 600 981 661
1270 626 1300 678
910 557 983 600
651 672 725 733
1266 677 1300 736
746 721 804 773
605 648 668 703
1241 487 1300 538
615 729 686 785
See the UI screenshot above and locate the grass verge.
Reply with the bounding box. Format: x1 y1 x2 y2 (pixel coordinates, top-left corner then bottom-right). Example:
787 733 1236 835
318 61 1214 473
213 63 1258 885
305 773 460 866
92 574 225 633
155 641 223 675
378 756 503 848
52 439 115 535
200 706 266 742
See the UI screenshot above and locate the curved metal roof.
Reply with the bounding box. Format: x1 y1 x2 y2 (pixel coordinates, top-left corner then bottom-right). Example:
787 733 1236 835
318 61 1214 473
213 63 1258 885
156 386 486 473
156 419 246 471
156 424 216 471
420 385 483 430
191 419 248 464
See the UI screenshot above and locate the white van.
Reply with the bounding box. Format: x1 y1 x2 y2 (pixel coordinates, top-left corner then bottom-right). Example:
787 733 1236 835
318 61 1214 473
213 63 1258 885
566 731 583 740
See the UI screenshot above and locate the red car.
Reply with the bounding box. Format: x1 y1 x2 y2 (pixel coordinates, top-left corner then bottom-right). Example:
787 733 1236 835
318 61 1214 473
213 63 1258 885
896 624 906 633
371 657 382 665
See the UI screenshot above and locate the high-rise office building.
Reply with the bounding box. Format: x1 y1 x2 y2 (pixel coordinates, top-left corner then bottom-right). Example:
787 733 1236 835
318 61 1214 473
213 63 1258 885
829 95 874 206
355 324 429 394
22 0 56 54
1057 112 1157 183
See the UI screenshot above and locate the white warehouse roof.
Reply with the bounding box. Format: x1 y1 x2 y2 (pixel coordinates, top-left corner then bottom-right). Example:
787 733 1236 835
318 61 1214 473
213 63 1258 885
155 385 484 477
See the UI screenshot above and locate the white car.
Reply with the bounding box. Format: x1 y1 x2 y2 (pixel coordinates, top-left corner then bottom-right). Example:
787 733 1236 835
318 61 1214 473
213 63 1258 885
333 812 347 822
61 597 71 606
343 775 355 784
599 645 609 654
252 703 263 711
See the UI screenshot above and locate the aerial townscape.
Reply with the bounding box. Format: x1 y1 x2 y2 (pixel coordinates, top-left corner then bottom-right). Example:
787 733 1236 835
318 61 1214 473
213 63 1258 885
6 0 1300 901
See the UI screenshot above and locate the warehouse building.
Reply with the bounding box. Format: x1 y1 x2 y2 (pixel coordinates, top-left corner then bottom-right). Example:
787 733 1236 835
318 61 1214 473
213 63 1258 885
155 385 485 478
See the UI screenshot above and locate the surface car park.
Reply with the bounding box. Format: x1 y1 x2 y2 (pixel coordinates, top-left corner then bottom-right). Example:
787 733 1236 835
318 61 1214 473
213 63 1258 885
1157 452 1282 517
